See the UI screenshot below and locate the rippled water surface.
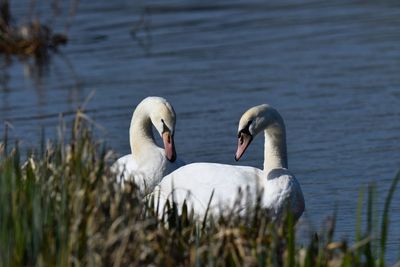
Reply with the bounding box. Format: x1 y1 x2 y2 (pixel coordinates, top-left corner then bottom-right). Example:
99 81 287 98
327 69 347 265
1 0 400 262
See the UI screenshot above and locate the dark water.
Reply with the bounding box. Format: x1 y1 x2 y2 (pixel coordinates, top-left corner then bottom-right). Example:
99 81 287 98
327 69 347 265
1 0 400 262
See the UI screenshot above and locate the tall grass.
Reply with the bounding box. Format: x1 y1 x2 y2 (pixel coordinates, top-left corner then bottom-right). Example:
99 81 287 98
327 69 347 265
0 113 399 266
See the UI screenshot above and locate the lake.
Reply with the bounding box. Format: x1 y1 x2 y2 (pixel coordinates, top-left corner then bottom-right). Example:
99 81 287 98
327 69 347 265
1 0 400 263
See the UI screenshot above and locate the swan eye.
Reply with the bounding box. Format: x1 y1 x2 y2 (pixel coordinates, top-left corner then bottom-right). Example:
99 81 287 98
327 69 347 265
238 120 253 137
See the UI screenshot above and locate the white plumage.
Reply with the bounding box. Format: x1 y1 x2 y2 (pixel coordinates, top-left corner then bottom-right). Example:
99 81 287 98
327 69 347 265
112 96 185 193
152 104 305 221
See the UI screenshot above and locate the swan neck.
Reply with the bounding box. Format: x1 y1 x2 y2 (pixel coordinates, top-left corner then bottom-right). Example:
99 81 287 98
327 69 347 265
263 119 288 173
129 106 157 159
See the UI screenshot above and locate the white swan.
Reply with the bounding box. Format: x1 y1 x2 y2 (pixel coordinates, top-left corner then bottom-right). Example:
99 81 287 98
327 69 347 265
152 104 305 221
112 96 185 192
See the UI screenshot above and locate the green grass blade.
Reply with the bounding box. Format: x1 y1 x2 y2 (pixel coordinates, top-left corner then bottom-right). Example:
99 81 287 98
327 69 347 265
379 171 400 267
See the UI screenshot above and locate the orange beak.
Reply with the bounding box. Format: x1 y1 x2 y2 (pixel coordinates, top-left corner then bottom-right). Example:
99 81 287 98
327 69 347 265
235 132 253 161
162 131 177 162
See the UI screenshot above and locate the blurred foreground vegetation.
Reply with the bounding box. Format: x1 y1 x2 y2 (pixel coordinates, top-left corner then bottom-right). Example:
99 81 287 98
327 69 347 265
0 112 399 267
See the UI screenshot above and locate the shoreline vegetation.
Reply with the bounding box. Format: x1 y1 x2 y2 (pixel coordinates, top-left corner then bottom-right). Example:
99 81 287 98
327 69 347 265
0 112 399 266
0 0 78 62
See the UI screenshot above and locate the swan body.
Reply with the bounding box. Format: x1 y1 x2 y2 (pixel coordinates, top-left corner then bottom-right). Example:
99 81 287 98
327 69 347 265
152 104 305 221
112 97 185 192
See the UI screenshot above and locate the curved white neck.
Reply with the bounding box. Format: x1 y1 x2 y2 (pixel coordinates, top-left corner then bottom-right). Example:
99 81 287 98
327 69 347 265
263 119 288 174
129 106 158 161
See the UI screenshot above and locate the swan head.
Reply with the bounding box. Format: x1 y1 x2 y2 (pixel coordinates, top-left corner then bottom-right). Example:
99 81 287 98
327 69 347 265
235 104 272 161
150 98 177 162
135 96 177 162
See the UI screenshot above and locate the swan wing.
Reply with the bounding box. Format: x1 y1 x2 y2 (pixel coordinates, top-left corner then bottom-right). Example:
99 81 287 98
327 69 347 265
263 169 305 221
152 162 263 217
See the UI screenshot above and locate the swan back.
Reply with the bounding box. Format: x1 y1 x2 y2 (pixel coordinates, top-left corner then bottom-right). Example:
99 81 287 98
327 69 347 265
152 162 265 217
152 164 304 221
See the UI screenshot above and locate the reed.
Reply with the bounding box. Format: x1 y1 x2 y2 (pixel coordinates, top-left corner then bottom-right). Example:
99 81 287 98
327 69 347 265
0 0 70 60
0 112 398 266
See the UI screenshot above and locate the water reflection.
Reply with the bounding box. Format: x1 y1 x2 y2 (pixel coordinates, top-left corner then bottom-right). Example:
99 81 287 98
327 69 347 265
130 8 153 55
